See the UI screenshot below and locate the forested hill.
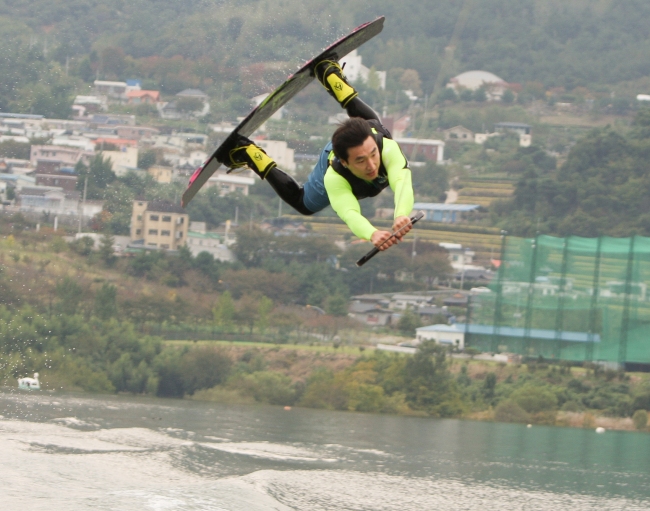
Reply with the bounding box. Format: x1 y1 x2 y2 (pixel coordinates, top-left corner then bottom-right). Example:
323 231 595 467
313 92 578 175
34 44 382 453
1 0 650 108
493 110 650 238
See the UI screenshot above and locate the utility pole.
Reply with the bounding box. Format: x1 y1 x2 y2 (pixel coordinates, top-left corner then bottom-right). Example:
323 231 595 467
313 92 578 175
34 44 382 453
78 175 88 233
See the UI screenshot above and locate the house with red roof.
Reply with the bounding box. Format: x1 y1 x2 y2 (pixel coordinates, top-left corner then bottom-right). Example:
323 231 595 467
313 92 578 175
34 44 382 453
127 90 160 105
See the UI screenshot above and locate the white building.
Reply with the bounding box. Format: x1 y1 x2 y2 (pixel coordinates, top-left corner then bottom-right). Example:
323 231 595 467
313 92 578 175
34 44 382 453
102 147 138 176
255 139 295 171
17 186 80 215
51 135 96 152
186 230 236 262
340 50 386 89
416 323 465 350
446 71 510 101
93 80 128 100
439 242 475 270
390 294 434 310
205 173 255 196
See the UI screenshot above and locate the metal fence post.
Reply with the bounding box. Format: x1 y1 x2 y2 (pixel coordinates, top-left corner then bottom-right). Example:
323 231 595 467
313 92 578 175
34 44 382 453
553 237 570 360
619 235 636 367
491 230 507 353
523 235 539 357
587 236 602 362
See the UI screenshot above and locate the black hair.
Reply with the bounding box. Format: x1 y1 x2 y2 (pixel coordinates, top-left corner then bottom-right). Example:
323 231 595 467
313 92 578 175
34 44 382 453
331 117 373 162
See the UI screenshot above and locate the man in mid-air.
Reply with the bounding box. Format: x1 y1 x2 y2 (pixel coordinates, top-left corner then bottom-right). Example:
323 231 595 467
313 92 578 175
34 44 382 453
228 59 414 250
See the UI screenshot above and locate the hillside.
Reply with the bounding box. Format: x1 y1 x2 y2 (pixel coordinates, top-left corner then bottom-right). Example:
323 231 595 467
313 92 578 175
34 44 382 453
1 0 650 116
492 110 650 237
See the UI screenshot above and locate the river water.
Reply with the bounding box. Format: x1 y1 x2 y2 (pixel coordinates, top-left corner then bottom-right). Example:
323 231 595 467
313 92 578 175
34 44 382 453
1 390 649 510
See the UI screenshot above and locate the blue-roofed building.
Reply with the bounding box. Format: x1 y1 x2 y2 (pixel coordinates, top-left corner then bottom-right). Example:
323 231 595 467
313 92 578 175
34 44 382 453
413 202 480 223
416 323 601 353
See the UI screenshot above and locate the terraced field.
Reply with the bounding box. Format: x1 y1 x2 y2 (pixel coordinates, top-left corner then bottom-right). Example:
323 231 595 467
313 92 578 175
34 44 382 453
455 179 515 208
303 218 504 262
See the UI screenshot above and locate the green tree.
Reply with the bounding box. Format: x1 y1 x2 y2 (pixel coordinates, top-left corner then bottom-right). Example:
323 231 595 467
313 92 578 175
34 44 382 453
326 294 348 317
0 140 30 159
98 233 116 266
176 96 204 114
213 291 235 331
502 89 515 104
632 409 648 430
403 341 464 416
235 293 260 334
94 283 118 320
397 310 421 336
256 295 273 333
137 149 157 170
510 384 558 414
181 347 232 395
473 87 487 102
55 276 84 315
76 154 116 200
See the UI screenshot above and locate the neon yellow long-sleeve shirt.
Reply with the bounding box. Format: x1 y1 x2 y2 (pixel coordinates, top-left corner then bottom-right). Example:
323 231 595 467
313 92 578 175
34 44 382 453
323 137 413 240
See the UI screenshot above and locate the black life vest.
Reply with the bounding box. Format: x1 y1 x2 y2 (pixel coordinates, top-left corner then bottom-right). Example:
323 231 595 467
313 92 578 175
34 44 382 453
329 120 396 200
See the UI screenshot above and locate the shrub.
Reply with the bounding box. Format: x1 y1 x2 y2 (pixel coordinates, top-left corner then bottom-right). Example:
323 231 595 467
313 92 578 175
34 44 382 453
632 409 648 430
182 347 232 395
494 400 529 423
229 371 296 406
510 384 558 413
561 400 583 412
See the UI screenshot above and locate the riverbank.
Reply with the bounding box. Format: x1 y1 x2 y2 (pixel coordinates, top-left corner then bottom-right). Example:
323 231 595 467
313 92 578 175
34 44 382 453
173 342 650 434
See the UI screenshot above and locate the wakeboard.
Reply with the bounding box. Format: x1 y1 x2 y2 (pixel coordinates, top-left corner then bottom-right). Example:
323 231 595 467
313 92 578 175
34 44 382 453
181 16 385 207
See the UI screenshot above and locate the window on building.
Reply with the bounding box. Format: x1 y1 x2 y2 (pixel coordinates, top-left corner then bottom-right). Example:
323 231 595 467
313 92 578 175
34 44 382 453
150 214 159 221
148 229 158 235
162 215 171 222
136 229 141 235
160 244 170 249
137 215 142 220
178 217 184 224
161 230 170 236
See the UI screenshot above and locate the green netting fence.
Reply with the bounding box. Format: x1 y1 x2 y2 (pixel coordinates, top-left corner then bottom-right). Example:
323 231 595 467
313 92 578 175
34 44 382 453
466 234 650 365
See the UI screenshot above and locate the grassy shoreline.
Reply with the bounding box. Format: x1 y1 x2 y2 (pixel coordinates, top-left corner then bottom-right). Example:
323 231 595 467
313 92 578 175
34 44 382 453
162 341 650 433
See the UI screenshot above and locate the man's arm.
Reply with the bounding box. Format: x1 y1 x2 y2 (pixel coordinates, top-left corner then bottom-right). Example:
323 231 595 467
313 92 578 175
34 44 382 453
324 169 400 250
383 138 414 238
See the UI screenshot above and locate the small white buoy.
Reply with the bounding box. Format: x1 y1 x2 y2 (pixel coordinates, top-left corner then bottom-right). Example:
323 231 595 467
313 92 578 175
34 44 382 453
527 424 532 428
595 427 606 434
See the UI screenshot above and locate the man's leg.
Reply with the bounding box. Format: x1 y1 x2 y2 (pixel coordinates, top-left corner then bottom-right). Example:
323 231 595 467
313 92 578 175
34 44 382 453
314 59 384 124
267 141 333 215
345 96 380 122
265 168 315 216
228 135 323 216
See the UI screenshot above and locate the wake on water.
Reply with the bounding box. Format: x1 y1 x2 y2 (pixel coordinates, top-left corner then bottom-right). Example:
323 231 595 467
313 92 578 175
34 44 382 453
1 391 649 510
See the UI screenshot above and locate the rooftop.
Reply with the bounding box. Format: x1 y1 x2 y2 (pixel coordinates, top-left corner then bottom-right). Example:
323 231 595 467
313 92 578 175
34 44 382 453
417 323 601 343
449 71 506 90
147 200 186 214
414 202 480 212
494 122 532 128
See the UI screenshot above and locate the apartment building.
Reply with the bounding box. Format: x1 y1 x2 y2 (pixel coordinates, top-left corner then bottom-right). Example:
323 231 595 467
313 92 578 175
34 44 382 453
130 200 189 250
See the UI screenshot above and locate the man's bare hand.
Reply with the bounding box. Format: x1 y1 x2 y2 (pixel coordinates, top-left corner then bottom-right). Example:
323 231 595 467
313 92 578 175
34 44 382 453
371 230 397 250
392 215 412 240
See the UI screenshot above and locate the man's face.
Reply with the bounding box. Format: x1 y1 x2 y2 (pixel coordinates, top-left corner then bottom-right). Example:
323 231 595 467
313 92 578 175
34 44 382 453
341 136 380 181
